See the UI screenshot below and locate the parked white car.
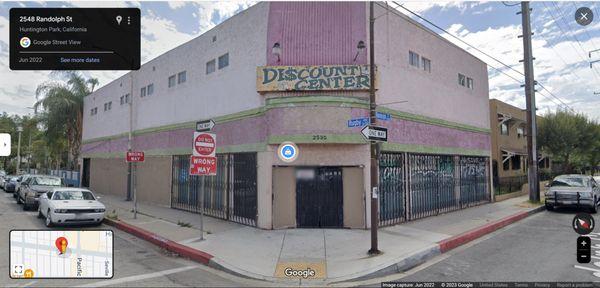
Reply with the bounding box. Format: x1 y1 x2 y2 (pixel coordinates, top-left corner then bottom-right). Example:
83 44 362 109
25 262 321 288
38 188 106 227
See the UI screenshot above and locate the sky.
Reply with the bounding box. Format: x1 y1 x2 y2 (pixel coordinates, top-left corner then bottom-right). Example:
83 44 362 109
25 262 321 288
0 0 599 121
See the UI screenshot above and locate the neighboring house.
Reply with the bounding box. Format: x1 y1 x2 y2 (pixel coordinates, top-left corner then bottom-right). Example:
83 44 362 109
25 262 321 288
489 99 551 193
81 2 491 230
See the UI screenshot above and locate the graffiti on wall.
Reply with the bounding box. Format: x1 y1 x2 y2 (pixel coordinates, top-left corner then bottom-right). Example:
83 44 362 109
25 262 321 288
256 65 371 92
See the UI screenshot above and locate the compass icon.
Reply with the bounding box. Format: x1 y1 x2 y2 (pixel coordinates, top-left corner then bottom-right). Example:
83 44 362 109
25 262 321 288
573 213 595 235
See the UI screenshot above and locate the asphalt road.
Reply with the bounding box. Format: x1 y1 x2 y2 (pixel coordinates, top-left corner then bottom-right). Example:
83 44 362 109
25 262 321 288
0 190 272 287
359 209 600 285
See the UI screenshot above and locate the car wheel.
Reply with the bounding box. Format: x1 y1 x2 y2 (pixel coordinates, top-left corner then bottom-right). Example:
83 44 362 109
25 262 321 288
45 211 53 227
545 204 554 211
16 195 21 204
592 198 598 213
22 203 28 211
37 206 43 218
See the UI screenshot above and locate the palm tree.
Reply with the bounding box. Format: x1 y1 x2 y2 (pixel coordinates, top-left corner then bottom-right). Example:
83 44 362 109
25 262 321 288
34 71 99 170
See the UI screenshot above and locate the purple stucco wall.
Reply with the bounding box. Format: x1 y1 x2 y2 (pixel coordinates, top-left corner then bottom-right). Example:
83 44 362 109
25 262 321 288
266 2 367 65
82 108 489 156
82 116 267 155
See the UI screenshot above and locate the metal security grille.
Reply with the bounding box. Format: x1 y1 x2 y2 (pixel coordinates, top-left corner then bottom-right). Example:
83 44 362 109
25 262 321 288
379 153 406 226
296 167 344 228
459 156 489 208
409 154 458 220
378 152 490 225
230 153 258 225
171 153 257 226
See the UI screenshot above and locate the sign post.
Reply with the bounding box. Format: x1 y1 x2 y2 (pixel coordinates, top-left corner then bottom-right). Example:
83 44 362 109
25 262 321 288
190 132 217 241
126 151 145 219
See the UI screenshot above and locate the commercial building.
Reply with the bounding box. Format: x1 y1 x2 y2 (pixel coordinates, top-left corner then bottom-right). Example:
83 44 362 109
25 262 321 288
489 99 551 194
81 2 492 229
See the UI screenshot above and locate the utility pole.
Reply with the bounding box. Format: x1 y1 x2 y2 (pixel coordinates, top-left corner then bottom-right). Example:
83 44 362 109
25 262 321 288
519 2 539 202
368 1 380 256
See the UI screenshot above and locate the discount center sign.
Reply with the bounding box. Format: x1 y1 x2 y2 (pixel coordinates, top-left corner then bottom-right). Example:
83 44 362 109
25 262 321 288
193 132 216 157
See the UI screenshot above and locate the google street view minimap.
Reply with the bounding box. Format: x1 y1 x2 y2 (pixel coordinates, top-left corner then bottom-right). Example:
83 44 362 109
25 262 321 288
9 230 113 279
1 0 600 287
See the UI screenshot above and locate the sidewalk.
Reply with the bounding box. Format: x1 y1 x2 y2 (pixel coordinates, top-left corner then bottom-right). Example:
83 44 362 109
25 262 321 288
99 194 544 285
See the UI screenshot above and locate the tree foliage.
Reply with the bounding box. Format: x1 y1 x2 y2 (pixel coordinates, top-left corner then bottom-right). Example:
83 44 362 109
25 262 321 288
34 71 98 170
538 109 600 174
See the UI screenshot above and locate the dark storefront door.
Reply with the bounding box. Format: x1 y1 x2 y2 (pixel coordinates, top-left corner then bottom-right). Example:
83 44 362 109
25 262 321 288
82 158 90 188
296 167 343 228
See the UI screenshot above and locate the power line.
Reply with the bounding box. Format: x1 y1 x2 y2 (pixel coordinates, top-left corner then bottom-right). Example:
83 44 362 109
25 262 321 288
550 2 600 80
387 1 576 112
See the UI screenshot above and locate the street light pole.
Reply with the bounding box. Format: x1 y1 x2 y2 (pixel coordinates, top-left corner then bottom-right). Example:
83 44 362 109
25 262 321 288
16 126 23 174
368 1 380 256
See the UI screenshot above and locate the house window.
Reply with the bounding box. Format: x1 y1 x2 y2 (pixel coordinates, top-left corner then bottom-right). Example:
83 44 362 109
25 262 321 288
120 96 124 105
517 126 524 138
458 73 466 86
409 51 420 67
503 159 510 171
178 71 186 84
168 75 176 87
147 84 154 95
103 102 112 111
218 53 229 69
206 59 216 74
140 86 146 97
125 93 130 104
90 107 97 116
467 77 474 89
212 35 217 42
422 57 431 72
501 123 509 135
511 155 521 170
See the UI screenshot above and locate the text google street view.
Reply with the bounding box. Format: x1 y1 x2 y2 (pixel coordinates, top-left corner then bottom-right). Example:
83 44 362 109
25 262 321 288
0 1 599 287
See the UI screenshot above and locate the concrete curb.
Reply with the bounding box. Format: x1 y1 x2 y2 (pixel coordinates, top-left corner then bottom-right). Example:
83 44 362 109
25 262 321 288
104 205 545 284
104 218 213 265
337 205 546 283
438 205 545 253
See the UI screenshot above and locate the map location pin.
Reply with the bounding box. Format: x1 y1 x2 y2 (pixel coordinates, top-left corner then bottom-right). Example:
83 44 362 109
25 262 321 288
55 237 68 254
116 15 122 25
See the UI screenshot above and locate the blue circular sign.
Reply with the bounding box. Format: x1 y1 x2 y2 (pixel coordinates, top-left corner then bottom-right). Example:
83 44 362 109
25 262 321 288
277 142 299 163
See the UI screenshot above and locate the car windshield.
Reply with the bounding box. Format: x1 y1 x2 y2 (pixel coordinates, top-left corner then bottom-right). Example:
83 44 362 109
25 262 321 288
551 177 589 188
53 191 95 200
32 177 62 186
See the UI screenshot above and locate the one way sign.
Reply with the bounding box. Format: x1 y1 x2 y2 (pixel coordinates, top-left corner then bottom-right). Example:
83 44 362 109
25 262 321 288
0 133 11 156
361 126 388 142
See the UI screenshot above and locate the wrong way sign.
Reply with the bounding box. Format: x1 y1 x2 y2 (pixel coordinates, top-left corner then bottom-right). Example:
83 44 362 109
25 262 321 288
193 132 216 157
190 156 217 176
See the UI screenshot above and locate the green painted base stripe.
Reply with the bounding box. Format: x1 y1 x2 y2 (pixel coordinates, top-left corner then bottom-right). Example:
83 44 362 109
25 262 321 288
381 142 490 157
377 107 490 134
82 143 267 158
267 134 366 144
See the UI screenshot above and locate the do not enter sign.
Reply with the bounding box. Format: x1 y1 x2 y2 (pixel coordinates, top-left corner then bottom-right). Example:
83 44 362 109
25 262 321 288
193 132 216 157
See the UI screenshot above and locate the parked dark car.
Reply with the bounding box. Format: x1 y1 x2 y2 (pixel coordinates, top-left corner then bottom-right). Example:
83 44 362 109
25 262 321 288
545 174 600 212
1 175 14 191
17 175 67 210
5 176 19 193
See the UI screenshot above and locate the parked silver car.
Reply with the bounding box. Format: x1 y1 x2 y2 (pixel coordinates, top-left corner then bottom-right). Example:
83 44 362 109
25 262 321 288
17 175 66 210
545 174 600 212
